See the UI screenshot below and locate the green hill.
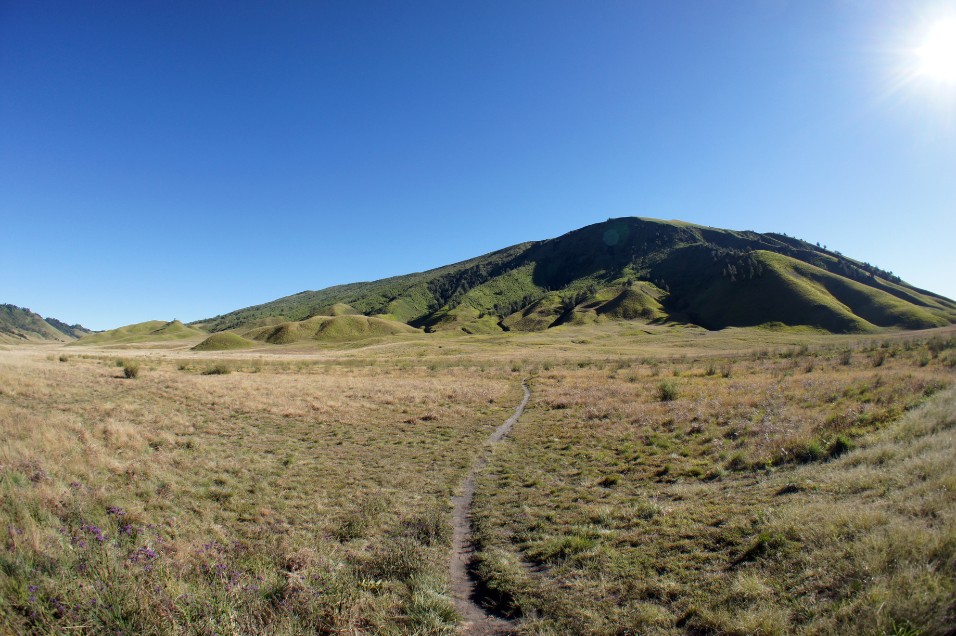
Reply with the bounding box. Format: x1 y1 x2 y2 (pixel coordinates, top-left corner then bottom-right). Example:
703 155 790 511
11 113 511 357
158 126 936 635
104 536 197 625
242 315 421 344
71 320 207 347
194 218 956 335
192 332 259 351
0 304 89 343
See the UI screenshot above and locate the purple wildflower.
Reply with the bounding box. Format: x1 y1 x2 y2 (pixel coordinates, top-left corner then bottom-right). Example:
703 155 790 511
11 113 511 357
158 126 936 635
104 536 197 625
81 524 107 542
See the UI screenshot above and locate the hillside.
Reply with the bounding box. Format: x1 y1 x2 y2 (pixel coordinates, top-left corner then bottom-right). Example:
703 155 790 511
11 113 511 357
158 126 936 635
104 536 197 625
0 304 90 343
70 320 206 347
195 218 956 336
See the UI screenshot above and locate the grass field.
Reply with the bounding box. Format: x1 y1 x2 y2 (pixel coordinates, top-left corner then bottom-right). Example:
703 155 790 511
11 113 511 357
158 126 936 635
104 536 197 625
1 323 954 634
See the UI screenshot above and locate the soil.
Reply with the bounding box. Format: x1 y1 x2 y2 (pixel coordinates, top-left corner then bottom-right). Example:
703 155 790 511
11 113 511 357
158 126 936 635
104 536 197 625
449 382 531 635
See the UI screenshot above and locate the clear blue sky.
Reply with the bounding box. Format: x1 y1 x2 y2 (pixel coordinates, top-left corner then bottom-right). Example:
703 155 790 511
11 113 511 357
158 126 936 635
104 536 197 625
2 1 954 330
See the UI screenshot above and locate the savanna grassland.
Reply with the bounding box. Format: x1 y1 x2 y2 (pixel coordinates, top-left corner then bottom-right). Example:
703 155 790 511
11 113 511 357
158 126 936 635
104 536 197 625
1 323 955 635
0 347 521 634
473 331 956 635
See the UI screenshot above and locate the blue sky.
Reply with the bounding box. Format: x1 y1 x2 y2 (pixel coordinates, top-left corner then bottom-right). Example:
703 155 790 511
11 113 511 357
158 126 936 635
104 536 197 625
2 1 954 331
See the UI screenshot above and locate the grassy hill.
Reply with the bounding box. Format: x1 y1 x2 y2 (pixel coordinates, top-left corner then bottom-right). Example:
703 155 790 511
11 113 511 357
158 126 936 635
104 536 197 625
192 315 421 349
70 320 206 347
192 332 259 351
195 218 956 335
242 314 421 344
0 304 89 343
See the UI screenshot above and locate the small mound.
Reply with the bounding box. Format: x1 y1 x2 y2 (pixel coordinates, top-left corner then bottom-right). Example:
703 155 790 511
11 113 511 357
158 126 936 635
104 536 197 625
419 305 504 334
309 315 420 340
598 287 665 321
247 315 421 344
501 294 565 332
327 303 360 316
192 332 258 351
72 320 207 346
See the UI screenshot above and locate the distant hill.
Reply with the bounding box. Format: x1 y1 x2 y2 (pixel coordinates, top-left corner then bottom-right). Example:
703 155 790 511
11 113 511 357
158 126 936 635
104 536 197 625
194 217 956 336
0 304 90 343
70 320 206 347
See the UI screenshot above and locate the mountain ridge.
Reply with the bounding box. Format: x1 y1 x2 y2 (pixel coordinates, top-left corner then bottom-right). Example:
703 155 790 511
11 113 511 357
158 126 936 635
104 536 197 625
190 217 955 341
0 304 91 344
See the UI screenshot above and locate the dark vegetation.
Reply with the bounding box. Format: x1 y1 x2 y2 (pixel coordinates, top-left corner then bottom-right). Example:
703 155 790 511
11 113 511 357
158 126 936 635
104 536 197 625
0 304 89 343
193 218 956 337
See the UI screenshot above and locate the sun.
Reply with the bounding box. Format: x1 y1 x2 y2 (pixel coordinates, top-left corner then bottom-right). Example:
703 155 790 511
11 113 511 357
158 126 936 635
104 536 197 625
918 19 956 82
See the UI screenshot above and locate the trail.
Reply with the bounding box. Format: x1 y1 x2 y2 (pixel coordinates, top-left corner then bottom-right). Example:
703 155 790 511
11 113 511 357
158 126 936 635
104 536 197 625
449 382 531 636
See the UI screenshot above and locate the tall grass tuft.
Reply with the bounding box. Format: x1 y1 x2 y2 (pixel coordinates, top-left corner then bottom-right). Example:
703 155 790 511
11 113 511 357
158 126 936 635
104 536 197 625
656 380 679 402
122 360 140 379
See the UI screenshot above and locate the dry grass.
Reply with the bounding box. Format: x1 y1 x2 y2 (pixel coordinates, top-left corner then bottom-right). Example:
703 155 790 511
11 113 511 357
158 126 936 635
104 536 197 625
1 324 954 634
471 335 956 635
0 350 517 634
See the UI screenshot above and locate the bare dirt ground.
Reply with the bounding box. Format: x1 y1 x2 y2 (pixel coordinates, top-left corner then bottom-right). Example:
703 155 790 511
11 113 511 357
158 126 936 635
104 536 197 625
450 383 530 635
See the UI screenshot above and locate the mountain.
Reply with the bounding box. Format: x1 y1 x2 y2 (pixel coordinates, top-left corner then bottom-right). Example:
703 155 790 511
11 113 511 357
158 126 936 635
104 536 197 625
194 217 956 337
0 304 90 343
43 317 93 340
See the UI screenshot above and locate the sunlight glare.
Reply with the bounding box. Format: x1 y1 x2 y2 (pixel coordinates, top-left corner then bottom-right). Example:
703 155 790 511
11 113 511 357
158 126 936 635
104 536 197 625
918 19 956 82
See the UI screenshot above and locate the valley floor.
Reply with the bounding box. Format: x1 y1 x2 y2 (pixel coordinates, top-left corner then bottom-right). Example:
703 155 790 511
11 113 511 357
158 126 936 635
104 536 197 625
1 323 954 635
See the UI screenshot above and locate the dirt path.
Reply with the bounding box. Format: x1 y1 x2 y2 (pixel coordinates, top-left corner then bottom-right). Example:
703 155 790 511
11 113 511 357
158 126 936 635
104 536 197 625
450 382 531 636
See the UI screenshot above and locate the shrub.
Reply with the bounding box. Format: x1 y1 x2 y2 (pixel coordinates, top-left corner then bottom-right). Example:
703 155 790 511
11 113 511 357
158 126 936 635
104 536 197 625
58 354 69 362
657 381 679 402
828 435 854 458
202 363 231 375
597 475 619 487
122 360 140 379
725 451 749 471
839 349 853 365
794 439 825 463
926 336 953 357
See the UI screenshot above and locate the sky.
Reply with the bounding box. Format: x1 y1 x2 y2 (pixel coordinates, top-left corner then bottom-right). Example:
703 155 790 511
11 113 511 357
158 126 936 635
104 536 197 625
1 1 955 331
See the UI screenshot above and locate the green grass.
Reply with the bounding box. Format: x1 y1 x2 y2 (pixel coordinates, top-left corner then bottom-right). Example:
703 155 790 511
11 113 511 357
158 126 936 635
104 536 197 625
470 335 955 634
597 284 666 321
683 251 950 333
244 315 422 344
192 332 258 351
71 320 207 347
189 218 956 338
0 304 75 343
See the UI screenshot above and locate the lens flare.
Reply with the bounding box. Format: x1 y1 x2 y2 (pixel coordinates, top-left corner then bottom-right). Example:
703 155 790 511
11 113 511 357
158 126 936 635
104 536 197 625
918 19 956 82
